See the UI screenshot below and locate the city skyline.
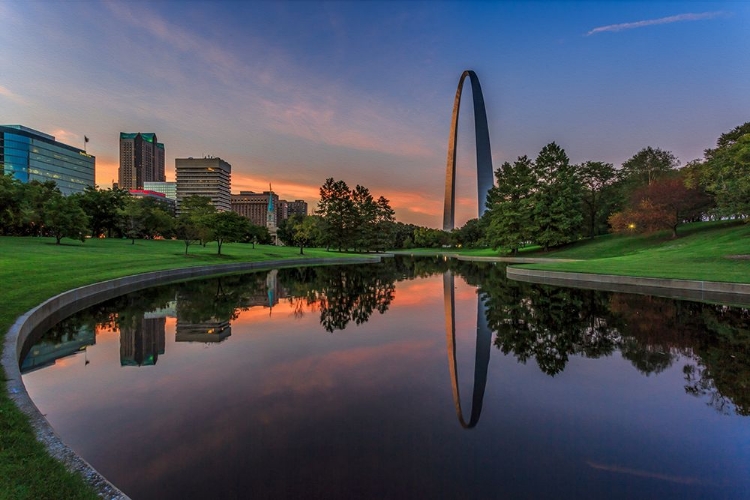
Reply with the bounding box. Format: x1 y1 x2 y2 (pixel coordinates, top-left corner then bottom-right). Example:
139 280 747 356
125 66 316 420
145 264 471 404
2 1 748 227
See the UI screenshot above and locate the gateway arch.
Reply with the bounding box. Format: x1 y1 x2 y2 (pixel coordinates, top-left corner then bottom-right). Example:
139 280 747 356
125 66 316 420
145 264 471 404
443 70 494 231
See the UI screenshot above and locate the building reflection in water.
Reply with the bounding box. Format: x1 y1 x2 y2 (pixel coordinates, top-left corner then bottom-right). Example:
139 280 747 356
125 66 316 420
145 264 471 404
176 321 232 343
21 325 96 373
443 271 492 429
120 317 166 367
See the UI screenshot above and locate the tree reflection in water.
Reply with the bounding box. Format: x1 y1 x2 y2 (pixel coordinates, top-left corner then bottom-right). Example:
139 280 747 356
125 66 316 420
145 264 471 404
277 264 396 332
466 259 750 416
28 257 750 415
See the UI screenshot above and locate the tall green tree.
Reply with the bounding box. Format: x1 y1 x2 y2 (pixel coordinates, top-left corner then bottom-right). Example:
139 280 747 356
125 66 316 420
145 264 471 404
530 143 583 250
484 155 536 254
317 178 354 251
373 196 396 252
352 184 378 251
696 122 750 218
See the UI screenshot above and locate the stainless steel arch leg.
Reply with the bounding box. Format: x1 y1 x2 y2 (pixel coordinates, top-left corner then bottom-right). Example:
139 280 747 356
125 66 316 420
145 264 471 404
443 70 494 231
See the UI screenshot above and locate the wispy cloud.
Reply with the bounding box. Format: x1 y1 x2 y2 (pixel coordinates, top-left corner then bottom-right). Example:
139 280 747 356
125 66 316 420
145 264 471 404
0 85 28 105
104 0 433 159
586 12 727 36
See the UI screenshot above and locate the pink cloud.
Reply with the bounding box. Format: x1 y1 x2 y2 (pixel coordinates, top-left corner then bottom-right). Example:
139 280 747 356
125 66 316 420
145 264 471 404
260 98 434 158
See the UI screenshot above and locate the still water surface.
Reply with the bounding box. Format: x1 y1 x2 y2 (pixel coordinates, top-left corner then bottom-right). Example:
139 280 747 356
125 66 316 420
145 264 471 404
22 258 750 499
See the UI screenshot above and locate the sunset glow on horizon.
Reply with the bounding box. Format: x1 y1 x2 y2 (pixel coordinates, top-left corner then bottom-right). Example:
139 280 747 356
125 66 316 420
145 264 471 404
2 1 748 227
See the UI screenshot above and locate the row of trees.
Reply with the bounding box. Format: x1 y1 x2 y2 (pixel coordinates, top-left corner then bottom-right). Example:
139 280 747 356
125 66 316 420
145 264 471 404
468 122 749 253
277 178 454 253
5 122 745 253
0 177 271 253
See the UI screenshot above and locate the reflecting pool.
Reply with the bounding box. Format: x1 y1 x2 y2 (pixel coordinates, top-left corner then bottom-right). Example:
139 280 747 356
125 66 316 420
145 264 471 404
21 257 750 499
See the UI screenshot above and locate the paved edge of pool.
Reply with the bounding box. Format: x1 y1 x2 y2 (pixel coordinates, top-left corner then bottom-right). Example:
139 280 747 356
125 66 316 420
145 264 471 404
506 266 750 304
2 256 383 500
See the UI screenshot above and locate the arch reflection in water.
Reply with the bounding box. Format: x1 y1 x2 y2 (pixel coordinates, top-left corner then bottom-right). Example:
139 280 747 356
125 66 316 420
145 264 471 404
443 271 492 429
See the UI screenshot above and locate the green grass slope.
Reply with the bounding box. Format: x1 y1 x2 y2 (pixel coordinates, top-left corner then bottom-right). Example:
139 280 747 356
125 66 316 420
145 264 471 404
520 220 750 282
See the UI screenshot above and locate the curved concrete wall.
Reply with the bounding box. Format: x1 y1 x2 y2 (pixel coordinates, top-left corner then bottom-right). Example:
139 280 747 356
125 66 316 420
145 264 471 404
507 267 750 306
2 256 381 499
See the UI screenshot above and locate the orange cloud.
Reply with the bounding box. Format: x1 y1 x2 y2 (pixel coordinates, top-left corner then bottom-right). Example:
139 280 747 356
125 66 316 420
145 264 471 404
231 172 321 201
95 158 119 188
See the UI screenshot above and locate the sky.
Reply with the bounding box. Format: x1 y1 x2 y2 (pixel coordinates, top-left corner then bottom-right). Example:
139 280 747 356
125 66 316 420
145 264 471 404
1 0 748 227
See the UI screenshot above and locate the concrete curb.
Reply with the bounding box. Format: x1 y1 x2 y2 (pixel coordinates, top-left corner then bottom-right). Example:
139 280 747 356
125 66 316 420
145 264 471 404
507 267 750 305
389 251 579 264
2 256 381 499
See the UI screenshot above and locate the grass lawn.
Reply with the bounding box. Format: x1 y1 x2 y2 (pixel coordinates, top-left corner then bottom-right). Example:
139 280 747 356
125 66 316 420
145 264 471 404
520 220 750 282
404 221 750 283
0 237 360 499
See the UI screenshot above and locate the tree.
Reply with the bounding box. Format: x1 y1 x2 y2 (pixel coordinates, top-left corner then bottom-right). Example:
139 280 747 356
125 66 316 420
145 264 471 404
620 146 679 189
139 198 174 238
242 223 271 246
352 184 378 251
373 196 396 251
608 174 712 238
391 222 418 249
578 161 618 238
317 178 355 251
694 122 750 218
19 180 61 236
43 194 89 244
413 227 449 248
529 143 583 250
210 211 251 255
78 186 128 237
276 217 296 246
483 156 536 254
179 195 216 245
174 217 201 255
290 215 322 255
0 174 22 235
119 197 145 244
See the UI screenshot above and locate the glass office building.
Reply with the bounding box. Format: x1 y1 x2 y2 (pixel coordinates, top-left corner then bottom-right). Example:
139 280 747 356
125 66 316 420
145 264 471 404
0 125 95 195
143 181 177 200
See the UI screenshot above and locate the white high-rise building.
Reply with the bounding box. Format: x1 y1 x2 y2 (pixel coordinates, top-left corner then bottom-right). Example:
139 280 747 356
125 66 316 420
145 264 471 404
175 157 231 213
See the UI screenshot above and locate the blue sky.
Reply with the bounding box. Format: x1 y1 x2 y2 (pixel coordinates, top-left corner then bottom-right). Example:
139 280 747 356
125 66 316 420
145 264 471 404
1 0 748 226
